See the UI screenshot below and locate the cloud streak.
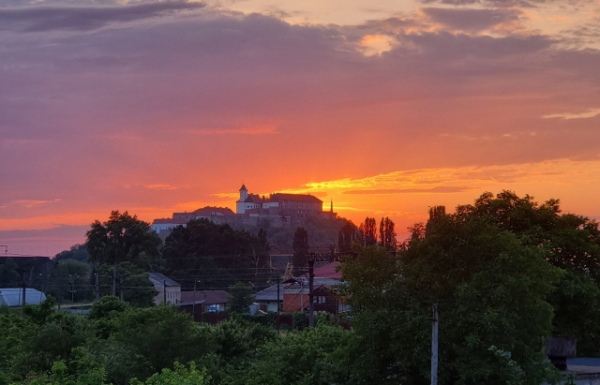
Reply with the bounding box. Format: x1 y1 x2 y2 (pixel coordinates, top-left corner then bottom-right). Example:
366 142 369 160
0 0 204 32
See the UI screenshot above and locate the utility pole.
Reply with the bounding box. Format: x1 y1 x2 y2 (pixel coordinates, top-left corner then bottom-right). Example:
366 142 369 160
431 304 439 385
21 281 26 306
112 263 117 296
95 272 100 301
276 275 281 332
192 279 198 320
308 259 315 327
68 280 75 303
119 276 124 301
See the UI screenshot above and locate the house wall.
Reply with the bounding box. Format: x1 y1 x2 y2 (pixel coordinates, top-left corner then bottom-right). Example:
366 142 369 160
257 301 280 313
154 286 181 305
283 293 309 313
151 223 186 233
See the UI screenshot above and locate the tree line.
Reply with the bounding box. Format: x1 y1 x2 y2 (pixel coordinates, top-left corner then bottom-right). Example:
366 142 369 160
2 190 600 384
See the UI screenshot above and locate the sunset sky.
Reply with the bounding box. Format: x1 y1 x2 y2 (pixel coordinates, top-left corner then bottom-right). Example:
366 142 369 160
1 0 599 257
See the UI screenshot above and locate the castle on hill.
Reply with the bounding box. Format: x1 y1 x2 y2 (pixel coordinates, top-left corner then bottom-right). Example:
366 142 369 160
151 184 335 234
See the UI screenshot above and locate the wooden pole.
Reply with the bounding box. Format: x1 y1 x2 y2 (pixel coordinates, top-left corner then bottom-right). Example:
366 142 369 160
95 272 100 301
431 304 438 385
308 259 314 327
112 263 116 296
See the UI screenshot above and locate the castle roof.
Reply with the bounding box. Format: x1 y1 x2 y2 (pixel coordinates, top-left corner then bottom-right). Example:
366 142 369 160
152 218 189 225
192 206 235 216
244 194 264 203
269 193 322 204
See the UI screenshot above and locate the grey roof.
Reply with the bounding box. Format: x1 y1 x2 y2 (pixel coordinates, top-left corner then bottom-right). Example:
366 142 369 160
255 284 283 302
283 278 346 295
180 290 229 305
148 273 180 287
0 288 47 307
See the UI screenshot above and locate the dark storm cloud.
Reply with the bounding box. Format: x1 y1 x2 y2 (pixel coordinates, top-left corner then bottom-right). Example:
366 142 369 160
421 7 522 33
0 0 204 32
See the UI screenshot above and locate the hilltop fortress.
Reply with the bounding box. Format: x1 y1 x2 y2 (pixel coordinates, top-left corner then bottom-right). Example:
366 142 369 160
151 184 335 234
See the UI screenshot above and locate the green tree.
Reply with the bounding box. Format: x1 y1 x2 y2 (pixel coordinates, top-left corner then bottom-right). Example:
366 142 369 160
0 258 21 288
228 282 253 314
88 296 129 320
455 191 600 353
103 306 213 384
48 259 94 304
292 227 309 270
86 211 161 271
54 244 89 263
161 219 270 291
547 270 600 356
131 362 209 385
97 262 156 307
243 325 350 385
342 213 562 385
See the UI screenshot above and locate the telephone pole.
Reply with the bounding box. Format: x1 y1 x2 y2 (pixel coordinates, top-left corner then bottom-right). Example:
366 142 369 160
308 259 315 327
431 304 439 385
112 263 117 296
119 276 124 301
95 272 100 301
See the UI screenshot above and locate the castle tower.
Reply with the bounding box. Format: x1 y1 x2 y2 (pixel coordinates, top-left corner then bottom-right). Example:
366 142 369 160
239 184 248 202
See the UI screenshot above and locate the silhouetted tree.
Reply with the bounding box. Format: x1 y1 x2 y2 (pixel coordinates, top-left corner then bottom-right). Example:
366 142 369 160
378 217 396 251
86 211 161 270
358 217 377 246
0 258 21 288
292 227 309 271
337 221 358 253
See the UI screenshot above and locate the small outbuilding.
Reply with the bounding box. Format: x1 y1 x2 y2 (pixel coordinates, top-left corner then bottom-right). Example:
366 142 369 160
0 288 47 307
148 273 181 305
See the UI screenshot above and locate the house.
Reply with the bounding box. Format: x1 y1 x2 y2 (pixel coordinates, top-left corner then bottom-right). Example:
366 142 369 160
0 288 47 307
150 218 189 233
282 277 347 314
179 290 229 321
254 284 283 313
148 273 181 305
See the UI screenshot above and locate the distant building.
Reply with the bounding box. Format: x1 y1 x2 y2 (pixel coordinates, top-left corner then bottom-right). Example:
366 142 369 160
151 184 335 233
179 290 229 321
254 284 283 313
0 288 47 307
148 273 181 305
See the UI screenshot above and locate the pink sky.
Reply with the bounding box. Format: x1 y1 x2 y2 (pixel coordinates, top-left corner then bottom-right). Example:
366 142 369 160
0 0 599 257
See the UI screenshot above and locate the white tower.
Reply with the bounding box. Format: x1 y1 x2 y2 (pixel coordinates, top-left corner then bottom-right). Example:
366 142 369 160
239 184 248 201
237 184 248 214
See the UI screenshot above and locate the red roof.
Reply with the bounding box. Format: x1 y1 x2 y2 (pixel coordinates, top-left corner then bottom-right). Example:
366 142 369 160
192 206 235 216
313 261 342 279
270 193 322 203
